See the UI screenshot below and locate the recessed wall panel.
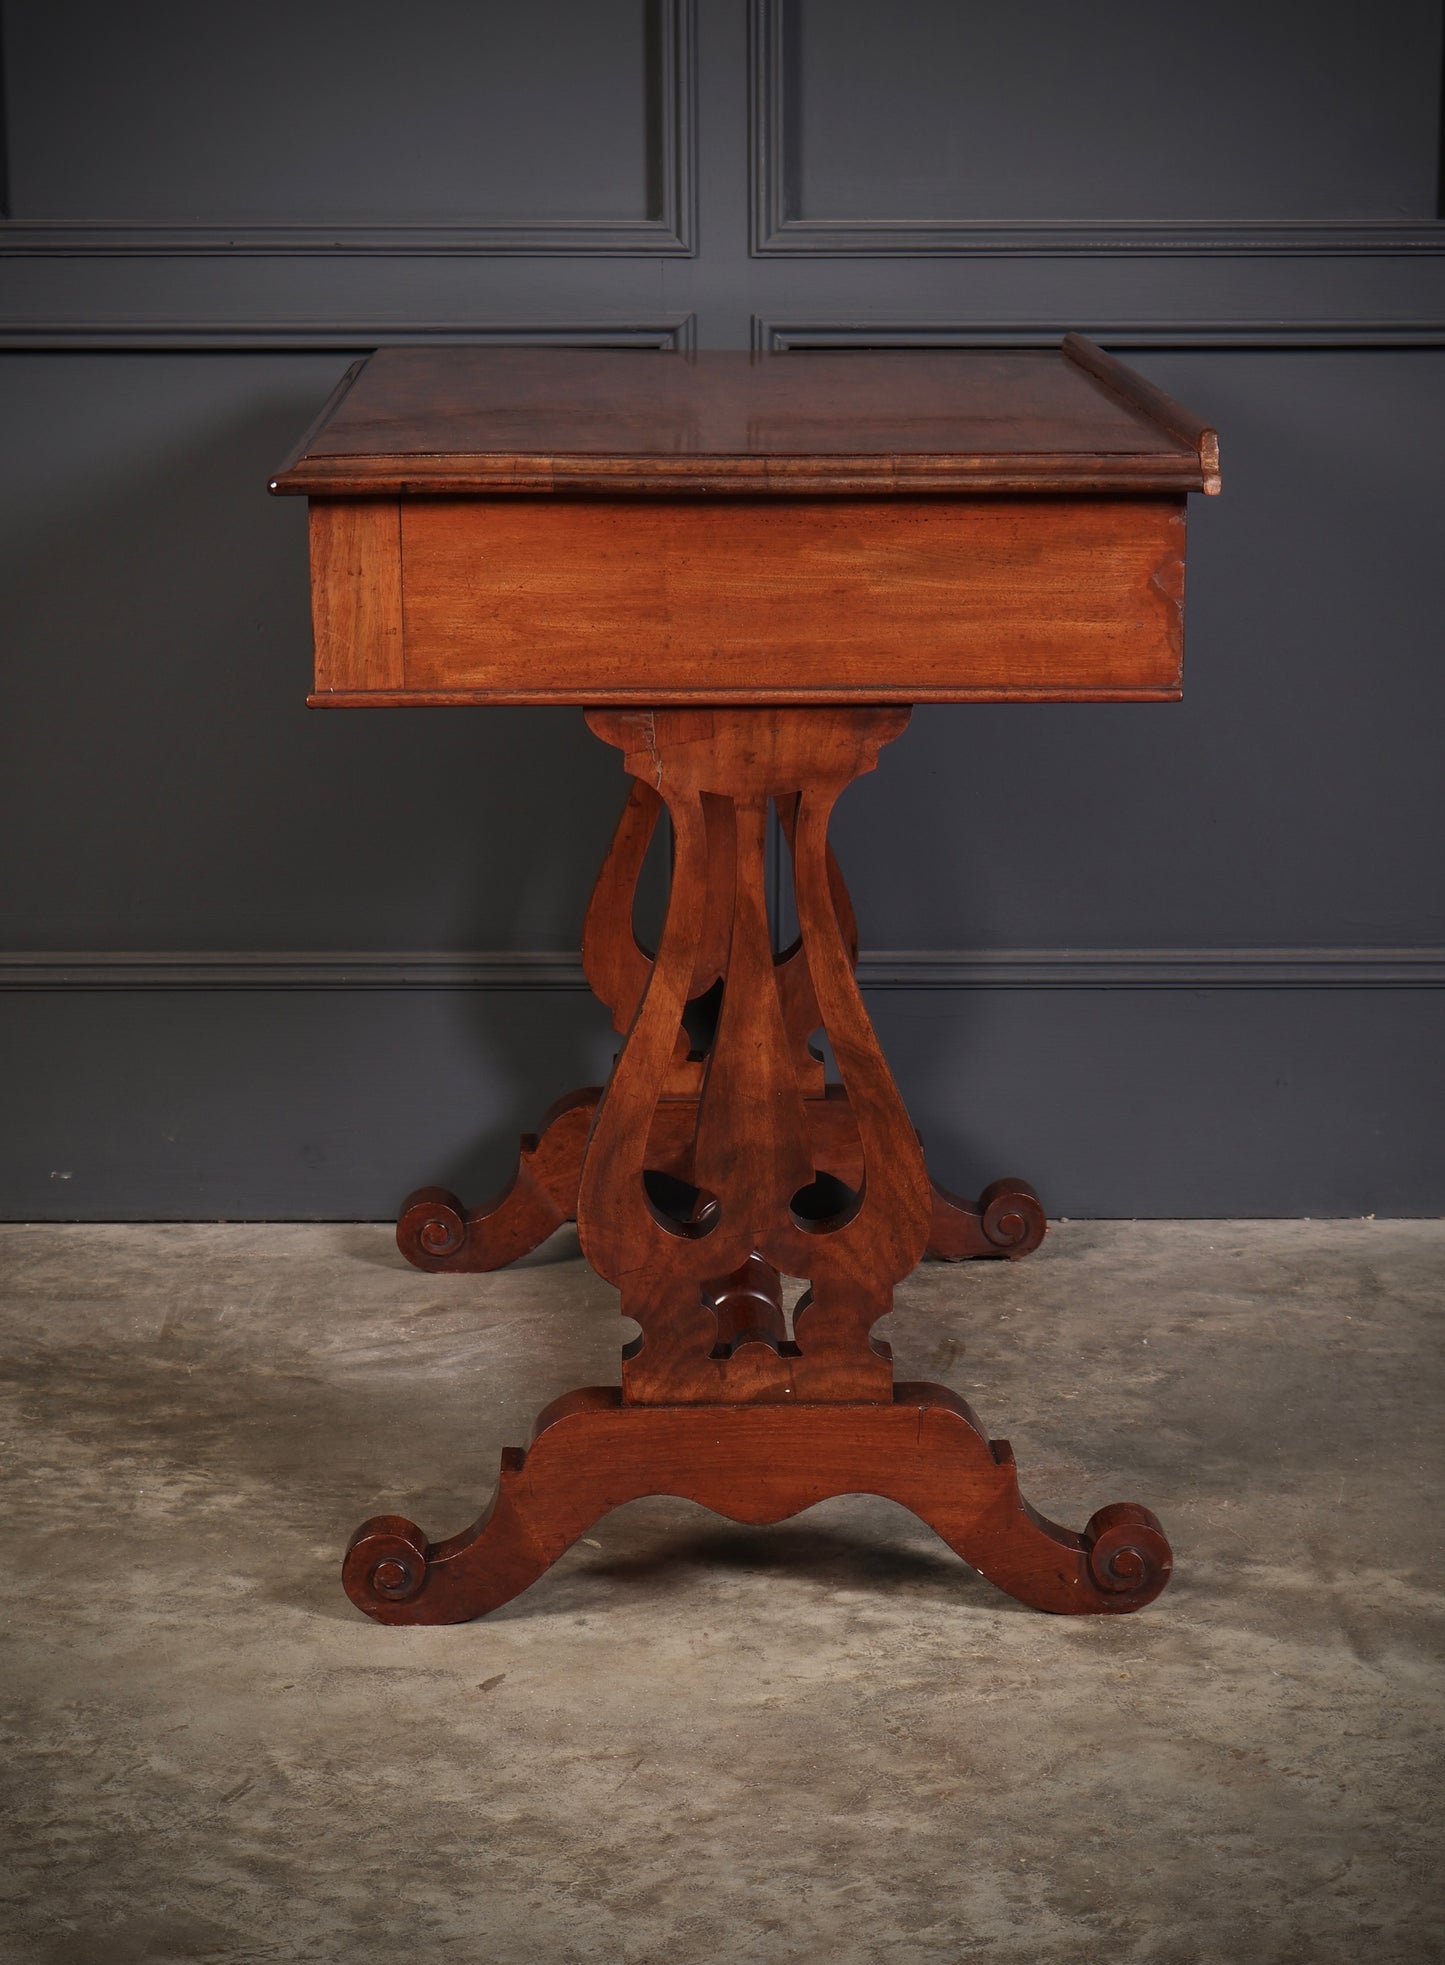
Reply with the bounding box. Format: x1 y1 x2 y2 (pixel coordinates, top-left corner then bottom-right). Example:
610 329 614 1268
774 0 1441 225
4 0 664 225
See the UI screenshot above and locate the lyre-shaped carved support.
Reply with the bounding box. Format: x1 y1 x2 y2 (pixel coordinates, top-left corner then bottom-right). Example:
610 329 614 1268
578 707 927 1404
353 707 1169 1626
398 737 1044 1273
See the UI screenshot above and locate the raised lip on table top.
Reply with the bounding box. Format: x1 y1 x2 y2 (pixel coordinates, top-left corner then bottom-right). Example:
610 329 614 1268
269 337 1219 498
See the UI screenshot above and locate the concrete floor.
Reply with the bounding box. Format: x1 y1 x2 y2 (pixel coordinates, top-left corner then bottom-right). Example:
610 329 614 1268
2 1220 1442 1965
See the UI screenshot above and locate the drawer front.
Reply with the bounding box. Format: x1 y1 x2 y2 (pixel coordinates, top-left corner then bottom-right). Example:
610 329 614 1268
310 496 1186 704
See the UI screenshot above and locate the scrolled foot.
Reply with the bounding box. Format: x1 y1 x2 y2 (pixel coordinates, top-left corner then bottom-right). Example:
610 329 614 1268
343 1514 432 1617
927 1176 1046 1262
339 1389 1174 1624
397 1188 467 1265
1083 1502 1172 1609
976 1177 1047 1258
395 1088 601 1273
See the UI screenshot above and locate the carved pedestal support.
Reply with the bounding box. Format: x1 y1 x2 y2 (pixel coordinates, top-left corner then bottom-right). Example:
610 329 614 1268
398 761 1045 1275
360 708 1169 1624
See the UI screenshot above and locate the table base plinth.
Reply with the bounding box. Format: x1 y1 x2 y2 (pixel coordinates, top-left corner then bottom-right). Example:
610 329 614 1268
349 706 1169 1621
342 1386 1171 1624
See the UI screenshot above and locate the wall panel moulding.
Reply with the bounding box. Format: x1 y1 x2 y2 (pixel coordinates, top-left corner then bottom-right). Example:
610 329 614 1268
0 0 696 257
0 317 698 353
753 321 1445 354
749 0 1445 259
5 950 1442 994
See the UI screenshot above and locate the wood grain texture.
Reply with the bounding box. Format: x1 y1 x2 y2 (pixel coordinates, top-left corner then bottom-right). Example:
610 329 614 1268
398 496 1186 703
396 781 1044 1274
269 345 1213 497
393 1105 1048 1272
342 1385 1172 1624
361 710 1160 1625
572 708 930 1405
271 360 364 485
308 499 403 693
288 347 1199 1623
395 1087 602 1272
1063 334 1221 494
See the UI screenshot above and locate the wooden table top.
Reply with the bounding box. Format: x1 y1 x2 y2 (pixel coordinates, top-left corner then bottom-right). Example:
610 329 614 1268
279 339 1218 706
271 338 1219 500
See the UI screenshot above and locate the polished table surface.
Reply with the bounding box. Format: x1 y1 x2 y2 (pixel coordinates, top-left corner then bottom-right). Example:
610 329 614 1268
273 339 1217 706
272 341 1216 496
273 342 1218 1625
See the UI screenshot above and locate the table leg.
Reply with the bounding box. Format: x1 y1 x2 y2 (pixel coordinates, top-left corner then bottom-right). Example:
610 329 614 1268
396 773 1045 1273
347 708 1170 1624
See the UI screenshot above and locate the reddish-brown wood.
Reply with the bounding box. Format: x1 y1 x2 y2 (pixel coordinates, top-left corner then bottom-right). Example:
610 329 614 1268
356 707 1157 1624
300 492 1189 707
308 500 403 693
928 1177 1048 1261
274 343 1210 1625
395 773 1046 1275
280 344 1211 706
581 777 663 1033
396 1087 601 1273
342 1385 1172 1623
395 1117 1047 1273
577 707 925 1406
1062 333 1220 494
394 496 1184 703
270 344 1215 499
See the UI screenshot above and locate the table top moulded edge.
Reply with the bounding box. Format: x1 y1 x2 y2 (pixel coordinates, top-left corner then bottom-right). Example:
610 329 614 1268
268 335 1220 500
270 336 1218 709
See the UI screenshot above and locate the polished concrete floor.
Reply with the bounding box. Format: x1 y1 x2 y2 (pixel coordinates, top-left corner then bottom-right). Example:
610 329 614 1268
3 1219 1442 1964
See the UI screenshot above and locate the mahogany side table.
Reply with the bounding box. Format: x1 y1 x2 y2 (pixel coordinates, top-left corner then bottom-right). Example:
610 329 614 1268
271 339 1219 1624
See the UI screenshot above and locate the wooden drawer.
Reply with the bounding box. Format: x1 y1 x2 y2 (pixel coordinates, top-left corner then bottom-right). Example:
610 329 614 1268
308 495 1186 706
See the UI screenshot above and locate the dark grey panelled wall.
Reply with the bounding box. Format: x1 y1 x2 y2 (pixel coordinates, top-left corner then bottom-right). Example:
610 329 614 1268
2 0 1443 1219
